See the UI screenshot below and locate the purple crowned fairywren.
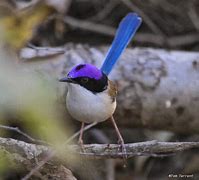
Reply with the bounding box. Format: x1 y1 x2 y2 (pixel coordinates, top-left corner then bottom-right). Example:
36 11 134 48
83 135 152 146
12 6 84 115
59 13 142 155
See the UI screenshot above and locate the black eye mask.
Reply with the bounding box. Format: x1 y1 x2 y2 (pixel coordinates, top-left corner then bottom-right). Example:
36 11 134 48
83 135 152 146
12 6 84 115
72 73 108 93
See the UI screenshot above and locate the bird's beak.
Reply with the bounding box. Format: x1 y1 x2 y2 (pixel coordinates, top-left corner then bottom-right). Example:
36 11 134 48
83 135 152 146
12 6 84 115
59 77 74 83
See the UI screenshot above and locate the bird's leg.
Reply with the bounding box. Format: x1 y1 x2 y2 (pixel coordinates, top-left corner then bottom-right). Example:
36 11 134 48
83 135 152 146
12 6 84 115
110 116 127 160
78 122 85 152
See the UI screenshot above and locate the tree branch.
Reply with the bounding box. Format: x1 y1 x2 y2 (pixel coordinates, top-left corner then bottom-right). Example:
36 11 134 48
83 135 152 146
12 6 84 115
0 137 77 180
121 0 165 36
78 141 199 158
1 137 199 160
0 125 49 145
1 136 199 179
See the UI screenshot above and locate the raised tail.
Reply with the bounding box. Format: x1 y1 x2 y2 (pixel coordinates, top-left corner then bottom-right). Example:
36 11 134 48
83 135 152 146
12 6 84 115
100 13 142 76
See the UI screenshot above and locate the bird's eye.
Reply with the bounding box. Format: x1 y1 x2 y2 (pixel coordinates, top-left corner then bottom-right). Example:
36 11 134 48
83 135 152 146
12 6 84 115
81 77 89 83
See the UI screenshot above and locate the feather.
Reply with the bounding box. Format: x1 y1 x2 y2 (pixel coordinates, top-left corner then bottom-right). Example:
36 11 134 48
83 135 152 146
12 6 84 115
107 80 117 103
101 13 142 75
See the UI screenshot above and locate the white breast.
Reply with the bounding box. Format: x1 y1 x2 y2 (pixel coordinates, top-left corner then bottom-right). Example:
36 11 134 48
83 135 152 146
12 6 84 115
66 84 116 123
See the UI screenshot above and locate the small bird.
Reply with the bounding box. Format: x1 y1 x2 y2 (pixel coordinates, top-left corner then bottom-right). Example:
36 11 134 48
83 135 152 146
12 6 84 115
59 13 142 154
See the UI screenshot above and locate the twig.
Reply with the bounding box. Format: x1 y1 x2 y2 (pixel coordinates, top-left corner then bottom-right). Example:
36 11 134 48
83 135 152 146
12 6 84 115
20 44 65 60
158 0 182 14
64 15 115 36
134 33 165 46
121 0 166 36
22 122 98 180
167 33 199 47
88 0 119 21
63 15 199 47
188 0 199 31
63 15 166 45
0 125 48 145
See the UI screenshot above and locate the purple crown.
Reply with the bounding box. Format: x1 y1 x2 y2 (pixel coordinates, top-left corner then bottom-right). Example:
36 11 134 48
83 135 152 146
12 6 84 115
68 64 102 80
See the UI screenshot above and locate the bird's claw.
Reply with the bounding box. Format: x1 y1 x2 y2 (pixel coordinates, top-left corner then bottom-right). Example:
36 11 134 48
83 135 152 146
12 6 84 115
118 139 127 166
78 139 85 153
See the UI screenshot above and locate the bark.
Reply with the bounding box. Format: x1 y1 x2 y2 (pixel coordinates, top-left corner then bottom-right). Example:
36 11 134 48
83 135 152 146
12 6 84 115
1 137 199 162
0 137 77 180
20 44 199 134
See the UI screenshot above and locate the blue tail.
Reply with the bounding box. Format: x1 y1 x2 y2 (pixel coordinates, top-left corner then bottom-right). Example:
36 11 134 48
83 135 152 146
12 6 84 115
100 13 142 75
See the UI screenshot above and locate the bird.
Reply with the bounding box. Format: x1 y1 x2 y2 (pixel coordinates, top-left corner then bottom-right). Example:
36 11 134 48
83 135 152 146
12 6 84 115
59 13 142 155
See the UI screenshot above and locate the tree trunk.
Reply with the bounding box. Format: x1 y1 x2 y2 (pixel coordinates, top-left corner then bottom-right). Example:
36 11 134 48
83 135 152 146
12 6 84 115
21 44 199 134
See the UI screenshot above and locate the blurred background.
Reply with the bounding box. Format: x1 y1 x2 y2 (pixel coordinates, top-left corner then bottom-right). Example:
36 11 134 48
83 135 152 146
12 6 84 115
29 0 199 51
0 0 199 179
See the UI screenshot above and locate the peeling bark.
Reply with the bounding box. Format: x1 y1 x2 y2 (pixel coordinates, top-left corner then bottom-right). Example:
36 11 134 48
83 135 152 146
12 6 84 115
20 45 199 134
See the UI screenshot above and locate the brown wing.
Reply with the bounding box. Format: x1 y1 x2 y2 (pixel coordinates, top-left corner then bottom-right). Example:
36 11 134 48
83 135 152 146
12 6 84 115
108 80 117 102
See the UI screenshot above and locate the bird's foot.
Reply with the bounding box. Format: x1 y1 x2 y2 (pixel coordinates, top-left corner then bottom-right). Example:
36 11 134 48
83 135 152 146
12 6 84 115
78 139 85 153
118 139 127 166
